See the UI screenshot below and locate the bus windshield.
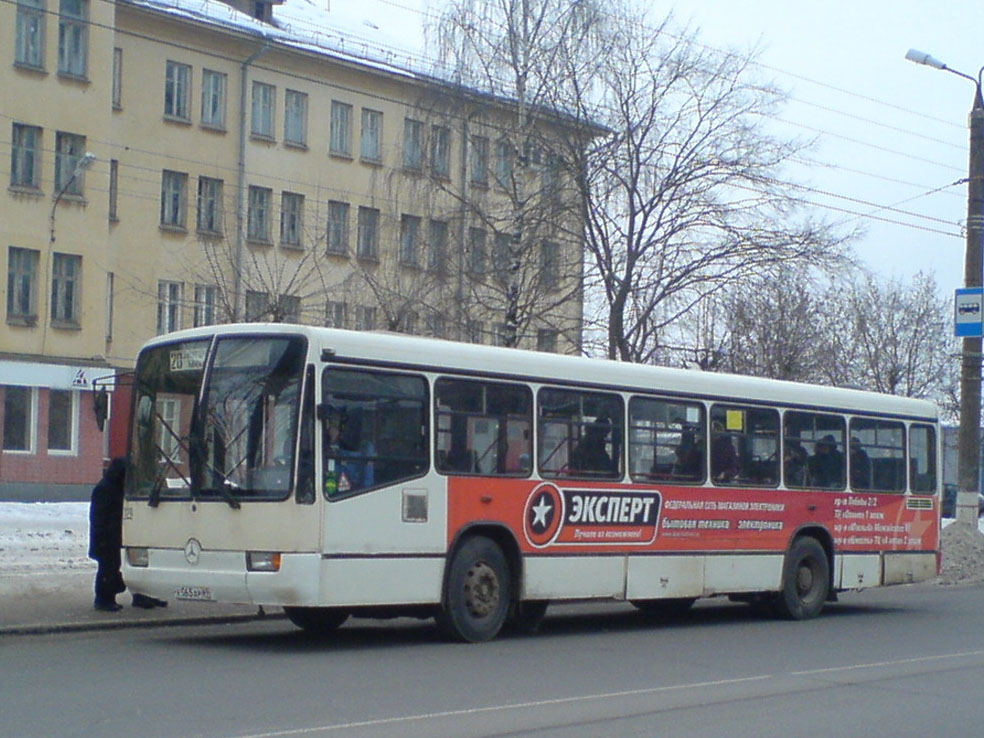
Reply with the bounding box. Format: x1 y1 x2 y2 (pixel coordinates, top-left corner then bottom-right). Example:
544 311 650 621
127 335 307 504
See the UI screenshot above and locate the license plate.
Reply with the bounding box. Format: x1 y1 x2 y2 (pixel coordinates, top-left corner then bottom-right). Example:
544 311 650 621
175 586 213 601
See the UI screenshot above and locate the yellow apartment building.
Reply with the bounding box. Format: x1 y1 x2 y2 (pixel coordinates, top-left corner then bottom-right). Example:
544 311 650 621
1 0 586 498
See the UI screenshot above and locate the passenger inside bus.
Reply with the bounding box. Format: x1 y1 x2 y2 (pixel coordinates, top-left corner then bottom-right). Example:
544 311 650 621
710 421 738 482
849 436 873 489
569 417 613 474
784 441 809 487
670 428 703 481
442 417 478 473
324 410 375 494
808 435 844 488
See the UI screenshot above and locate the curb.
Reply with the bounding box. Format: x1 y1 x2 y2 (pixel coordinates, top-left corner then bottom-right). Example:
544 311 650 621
0 609 285 637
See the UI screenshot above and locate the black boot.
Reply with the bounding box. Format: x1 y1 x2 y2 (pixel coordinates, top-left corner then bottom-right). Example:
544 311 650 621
94 598 123 612
132 593 168 609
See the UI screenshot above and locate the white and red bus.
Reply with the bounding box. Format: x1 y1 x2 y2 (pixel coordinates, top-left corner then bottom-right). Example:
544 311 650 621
121 324 940 641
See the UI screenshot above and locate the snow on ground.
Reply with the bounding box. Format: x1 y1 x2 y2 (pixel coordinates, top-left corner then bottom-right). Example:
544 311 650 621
2 503 983 584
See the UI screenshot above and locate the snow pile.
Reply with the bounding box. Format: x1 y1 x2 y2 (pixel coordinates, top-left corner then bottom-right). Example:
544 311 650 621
938 520 984 586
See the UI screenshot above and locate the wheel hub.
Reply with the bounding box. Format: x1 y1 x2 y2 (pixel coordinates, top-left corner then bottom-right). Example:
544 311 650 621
463 561 500 618
796 562 815 595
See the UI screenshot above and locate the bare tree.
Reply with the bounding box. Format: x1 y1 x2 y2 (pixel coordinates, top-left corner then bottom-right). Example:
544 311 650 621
546 7 852 362
431 0 602 348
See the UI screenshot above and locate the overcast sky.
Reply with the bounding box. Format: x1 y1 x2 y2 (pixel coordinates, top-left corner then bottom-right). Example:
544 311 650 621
327 0 984 296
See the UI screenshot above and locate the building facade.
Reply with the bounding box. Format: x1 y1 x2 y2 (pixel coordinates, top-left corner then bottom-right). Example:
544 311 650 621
2 0 586 499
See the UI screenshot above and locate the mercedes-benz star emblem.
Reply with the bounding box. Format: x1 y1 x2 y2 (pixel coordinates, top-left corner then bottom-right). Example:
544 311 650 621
184 538 202 565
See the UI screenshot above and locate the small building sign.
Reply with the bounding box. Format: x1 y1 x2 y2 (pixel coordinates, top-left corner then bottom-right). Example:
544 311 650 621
955 287 984 337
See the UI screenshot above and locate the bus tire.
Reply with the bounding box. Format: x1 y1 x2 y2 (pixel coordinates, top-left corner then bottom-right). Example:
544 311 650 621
437 536 511 643
630 597 696 618
773 537 829 620
284 606 349 635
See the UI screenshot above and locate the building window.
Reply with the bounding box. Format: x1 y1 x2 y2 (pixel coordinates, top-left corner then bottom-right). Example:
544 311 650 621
540 240 560 290
193 284 216 327
160 170 187 228
51 252 81 325
47 389 76 453
11 124 41 189
251 82 275 139
355 305 377 331
15 0 45 69
466 320 484 344
112 47 122 108
361 108 382 162
284 89 308 146
537 329 558 353
427 219 448 275
470 135 489 186
325 300 347 328
280 191 304 247
431 124 451 178
403 118 423 171
196 176 223 234
245 290 269 321
201 69 226 128
493 232 511 283
164 61 191 120
57 0 87 78
426 311 446 339
108 159 118 220
357 207 379 260
281 294 301 323
493 323 509 347
247 186 272 241
54 132 86 196
400 214 421 267
495 139 512 187
330 100 352 156
2 386 35 452
468 227 487 274
157 280 182 334
327 201 349 255
105 271 114 340
7 246 39 322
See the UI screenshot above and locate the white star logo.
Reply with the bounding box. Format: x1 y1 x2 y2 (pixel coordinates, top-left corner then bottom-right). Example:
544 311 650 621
531 495 553 530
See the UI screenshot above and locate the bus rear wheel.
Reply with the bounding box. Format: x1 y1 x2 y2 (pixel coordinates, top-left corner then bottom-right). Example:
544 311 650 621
773 537 829 620
284 606 349 635
437 536 511 643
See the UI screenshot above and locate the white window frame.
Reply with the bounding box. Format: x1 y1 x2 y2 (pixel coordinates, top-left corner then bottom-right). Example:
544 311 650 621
15 0 46 69
327 201 349 255
251 81 275 139
470 135 489 186
11 123 41 189
325 300 347 328
196 176 223 234
51 252 81 325
361 108 382 162
160 170 187 228
57 0 88 79
157 280 183 335
357 207 379 260
280 191 304 247
431 125 451 178
54 131 86 196
201 69 227 129
164 61 191 120
247 185 273 242
284 89 308 146
47 388 78 455
193 284 217 327
330 100 353 156
400 214 421 267
403 118 423 171
7 246 40 321
112 47 122 108
2 386 38 454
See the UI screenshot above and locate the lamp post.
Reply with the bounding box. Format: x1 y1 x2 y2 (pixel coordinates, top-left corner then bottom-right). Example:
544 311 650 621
49 151 96 243
906 49 984 526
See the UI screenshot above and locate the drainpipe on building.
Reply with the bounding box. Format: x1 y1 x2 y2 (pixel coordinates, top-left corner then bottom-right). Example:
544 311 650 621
234 41 270 322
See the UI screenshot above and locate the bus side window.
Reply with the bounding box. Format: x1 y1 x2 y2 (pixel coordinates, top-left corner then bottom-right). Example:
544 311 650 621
909 424 937 493
710 405 779 487
538 388 623 479
849 418 906 492
434 378 532 477
628 396 705 484
783 411 846 490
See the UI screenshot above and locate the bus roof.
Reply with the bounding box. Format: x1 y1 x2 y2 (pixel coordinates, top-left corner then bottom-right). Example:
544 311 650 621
145 323 939 422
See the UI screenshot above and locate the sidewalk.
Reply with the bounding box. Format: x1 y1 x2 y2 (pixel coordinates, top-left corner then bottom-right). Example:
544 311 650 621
0 568 277 636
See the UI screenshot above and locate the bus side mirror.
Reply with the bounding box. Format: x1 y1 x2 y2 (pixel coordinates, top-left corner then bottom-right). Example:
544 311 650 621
93 388 109 431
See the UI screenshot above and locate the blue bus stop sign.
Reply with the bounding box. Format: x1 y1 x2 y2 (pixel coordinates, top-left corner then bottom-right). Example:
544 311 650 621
955 287 984 337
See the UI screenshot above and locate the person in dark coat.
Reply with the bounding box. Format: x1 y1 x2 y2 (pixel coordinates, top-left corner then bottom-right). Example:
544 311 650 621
89 458 127 611
88 458 167 611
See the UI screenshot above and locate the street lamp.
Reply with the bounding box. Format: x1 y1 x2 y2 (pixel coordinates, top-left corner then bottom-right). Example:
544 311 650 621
49 151 96 243
906 49 984 526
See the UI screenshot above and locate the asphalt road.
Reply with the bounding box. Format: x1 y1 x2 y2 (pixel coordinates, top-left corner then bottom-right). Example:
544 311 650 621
4 584 984 738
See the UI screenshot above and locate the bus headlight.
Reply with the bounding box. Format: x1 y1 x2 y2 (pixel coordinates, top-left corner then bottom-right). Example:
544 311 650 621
246 552 282 572
127 547 149 567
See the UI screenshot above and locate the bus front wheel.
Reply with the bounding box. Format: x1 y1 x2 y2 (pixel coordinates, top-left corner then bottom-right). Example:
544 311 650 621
437 536 511 643
773 537 829 620
284 606 349 635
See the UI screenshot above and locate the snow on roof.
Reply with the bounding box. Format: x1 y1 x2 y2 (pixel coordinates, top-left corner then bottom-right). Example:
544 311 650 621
125 0 455 83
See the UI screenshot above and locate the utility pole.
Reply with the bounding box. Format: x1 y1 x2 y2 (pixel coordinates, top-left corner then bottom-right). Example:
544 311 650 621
906 50 984 525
